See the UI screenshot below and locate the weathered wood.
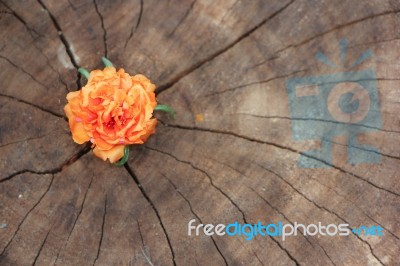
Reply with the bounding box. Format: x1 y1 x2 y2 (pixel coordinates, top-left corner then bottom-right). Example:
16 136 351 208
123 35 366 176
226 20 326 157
1 0 399 265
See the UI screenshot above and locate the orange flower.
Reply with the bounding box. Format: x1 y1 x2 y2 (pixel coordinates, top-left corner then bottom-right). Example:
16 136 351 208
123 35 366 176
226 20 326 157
64 67 157 163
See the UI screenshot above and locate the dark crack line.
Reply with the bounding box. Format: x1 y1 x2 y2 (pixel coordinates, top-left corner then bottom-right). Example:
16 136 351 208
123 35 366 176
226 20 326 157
204 69 306 97
210 155 336 265
217 0 240 26
0 2 70 93
252 250 264 266
160 173 228 266
124 0 143 49
0 55 53 92
306 174 400 241
93 0 107 57
0 143 91 183
93 195 107 266
233 113 400 160
233 113 400 134
324 138 400 161
0 135 48 149
249 187 338 266
168 0 196 37
136 219 154 266
124 164 177 266
271 9 400 59
0 93 65 119
155 0 296 95
0 1 42 38
32 223 54 266
54 175 94 265
146 146 300 265
248 187 313 247
245 55 280 71
37 0 82 89
67 176 94 243
0 174 55 257
136 219 145 248
66 0 77 10
349 37 400 48
255 163 385 265
159 123 400 197
232 113 400 160
267 236 300 266
208 76 400 100
146 146 247 223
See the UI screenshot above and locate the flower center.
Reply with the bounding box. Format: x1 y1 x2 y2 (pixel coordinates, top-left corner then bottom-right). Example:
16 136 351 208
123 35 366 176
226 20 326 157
104 118 116 128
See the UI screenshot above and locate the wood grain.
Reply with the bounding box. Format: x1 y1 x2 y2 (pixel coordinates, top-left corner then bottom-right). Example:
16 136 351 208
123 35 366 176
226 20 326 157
0 0 399 265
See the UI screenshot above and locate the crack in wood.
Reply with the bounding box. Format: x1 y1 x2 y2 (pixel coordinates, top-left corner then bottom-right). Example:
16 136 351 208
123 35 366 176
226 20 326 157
0 135 48 149
37 0 82 89
146 146 247 223
204 69 307 97
146 146 300 265
93 195 107 266
159 123 400 197
255 162 385 265
217 0 240 26
0 55 54 93
233 113 400 134
160 173 228 266
349 37 400 48
124 164 177 266
135 219 155 266
249 187 337 266
0 174 55 258
167 0 196 37
210 155 369 265
305 174 400 241
124 0 143 49
0 2 70 93
0 1 42 37
270 9 400 60
155 0 296 95
0 94 65 119
32 223 54 266
93 0 107 57
0 143 91 183
53 175 94 265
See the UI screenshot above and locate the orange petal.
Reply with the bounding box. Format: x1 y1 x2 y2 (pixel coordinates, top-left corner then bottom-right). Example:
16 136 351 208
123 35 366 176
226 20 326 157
93 134 115 150
66 91 80 101
93 145 125 163
64 104 73 119
140 118 157 142
69 119 90 144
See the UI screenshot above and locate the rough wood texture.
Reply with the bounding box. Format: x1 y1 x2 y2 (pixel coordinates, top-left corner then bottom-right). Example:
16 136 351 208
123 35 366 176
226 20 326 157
1 0 399 265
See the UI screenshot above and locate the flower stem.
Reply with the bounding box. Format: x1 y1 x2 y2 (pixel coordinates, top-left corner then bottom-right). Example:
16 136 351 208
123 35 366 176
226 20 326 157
155 104 176 119
102 57 114 68
114 146 130 166
78 68 90 79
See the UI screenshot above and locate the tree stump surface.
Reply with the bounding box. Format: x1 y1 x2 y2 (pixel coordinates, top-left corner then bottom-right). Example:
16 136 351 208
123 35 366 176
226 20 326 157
0 0 399 265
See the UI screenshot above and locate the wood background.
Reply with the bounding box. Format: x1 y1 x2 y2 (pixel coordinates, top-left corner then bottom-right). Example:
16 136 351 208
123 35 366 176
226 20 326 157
0 0 399 265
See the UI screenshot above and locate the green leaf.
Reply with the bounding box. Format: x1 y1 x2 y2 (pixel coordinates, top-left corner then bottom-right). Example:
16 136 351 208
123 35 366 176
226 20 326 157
78 68 90 79
101 57 114 68
114 146 130 166
155 104 176 119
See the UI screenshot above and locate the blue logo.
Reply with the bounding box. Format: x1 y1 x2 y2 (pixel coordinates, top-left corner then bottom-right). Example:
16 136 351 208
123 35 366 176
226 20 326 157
286 39 382 168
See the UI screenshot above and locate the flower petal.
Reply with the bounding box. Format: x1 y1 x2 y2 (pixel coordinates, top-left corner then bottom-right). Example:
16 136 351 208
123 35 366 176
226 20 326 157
69 119 90 144
93 145 125 163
